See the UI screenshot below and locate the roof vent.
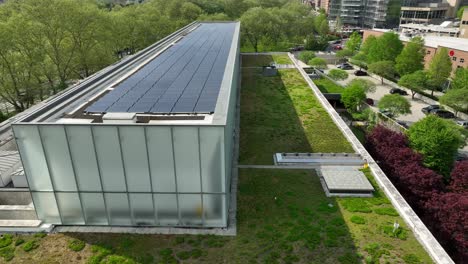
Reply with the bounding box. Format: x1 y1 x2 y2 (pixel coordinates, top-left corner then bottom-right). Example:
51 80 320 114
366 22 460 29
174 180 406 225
102 113 137 124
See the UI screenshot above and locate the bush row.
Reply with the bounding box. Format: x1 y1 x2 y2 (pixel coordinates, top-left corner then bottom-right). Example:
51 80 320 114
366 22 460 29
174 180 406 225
365 125 467 262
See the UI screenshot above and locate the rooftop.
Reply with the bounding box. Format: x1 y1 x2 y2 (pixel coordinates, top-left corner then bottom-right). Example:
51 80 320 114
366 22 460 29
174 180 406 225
86 23 236 115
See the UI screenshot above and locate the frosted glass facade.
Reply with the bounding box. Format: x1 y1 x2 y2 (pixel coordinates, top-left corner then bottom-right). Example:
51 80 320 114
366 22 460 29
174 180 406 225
13 125 230 227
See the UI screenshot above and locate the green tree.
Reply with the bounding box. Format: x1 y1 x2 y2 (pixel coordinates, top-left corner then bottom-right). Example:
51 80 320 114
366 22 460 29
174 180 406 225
457 6 468 19
328 69 348 80
450 67 468 90
368 61 395 84
224 0 248 18
398 70 427 99
308 57 327 69
304 34 328 51
298 51 315 63
367 32 403 63
180 2 203 21
345 31 362 55
408 115 464 177
427 47 452 95
240 7 274 52
377 94 411 117
440 89 468 115
341 84 366 112
395 36 425 76
348 78 376 93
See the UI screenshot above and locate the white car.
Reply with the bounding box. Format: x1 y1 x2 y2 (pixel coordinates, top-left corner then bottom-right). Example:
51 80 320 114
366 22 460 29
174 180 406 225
456 120 468 129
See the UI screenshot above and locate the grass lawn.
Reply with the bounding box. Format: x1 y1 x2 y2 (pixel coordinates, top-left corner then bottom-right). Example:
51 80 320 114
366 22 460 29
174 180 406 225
241 54 292 67
0 169 432 263
240 65 353 165
313 77 345 94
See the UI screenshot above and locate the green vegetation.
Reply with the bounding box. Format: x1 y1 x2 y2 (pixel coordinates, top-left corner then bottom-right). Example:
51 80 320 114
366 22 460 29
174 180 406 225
368 61 396 84
350 215 366 225
427 47 452 95
408 115 465 177
395 36 425 76
0 234 13 248
341 84 366 113
440 88 468 115
241 54 291 67
298 51 316 64
398 70 427 99
366 32 403 64
68 239 86 252
374 208 399 216
22 240 39 252
240 60 353 164
309 57 328 69
377 94 411 118
313 77 344 93
328 69 349 80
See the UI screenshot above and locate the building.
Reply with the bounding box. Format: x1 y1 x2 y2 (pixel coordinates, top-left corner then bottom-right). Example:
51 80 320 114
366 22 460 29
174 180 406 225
328 0 401 29
399 0 466 25
363 28 468 73
460 9 468 38
12 22 240 228
399 21 460 37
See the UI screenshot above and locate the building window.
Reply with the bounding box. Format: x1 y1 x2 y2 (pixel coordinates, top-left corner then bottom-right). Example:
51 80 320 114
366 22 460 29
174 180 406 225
452 57 457 61
461 58 465 63
426 50 431 54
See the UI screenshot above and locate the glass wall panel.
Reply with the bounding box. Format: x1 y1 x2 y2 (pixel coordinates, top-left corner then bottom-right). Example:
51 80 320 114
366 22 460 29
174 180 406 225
93 127 126 192
105 193 131 226
66 126 101 191
154 194 178 226
130 193 155 226
39 126 77 191
146 127 176 192
81 193 108 225
203 194 226 227
200 127 224 193
173 127 200 192
120 127 151 192
13 125 52 191
56 192 84 225
179 194 202 226
31 192 61 224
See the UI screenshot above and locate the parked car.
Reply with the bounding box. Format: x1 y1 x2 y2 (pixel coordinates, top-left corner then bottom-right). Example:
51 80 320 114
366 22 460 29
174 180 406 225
365 98 374 106
422 105 440 114
455 120 468 128
337 63 353 70
354 70 367 76
289 45 304 52
379 109 394 118
396 121 410 129
389 88 408 95
431 109 455 119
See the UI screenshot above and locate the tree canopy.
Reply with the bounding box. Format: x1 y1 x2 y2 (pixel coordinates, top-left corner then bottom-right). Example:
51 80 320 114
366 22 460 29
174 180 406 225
308 57 327 69
450 67 468 90
427 47 452 95
398 70 427 99
328 69 348 80
408 115 465 177
341 84 366 112
368 61 395 84
366 32 403 64
377 94 411 117
348 78 376 93
395 37 425 76
439 89 468 115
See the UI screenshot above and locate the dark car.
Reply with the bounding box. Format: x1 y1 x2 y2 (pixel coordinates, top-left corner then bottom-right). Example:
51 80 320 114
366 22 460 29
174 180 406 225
365 98 374 106
422 105 440 114
337 63 353 70
332 40 341 44
396 121 410 129
431 109 455 119
354 70 367 76
389 88 408 95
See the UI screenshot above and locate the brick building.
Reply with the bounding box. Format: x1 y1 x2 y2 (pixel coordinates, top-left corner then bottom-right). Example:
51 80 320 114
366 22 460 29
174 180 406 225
363 29 468 73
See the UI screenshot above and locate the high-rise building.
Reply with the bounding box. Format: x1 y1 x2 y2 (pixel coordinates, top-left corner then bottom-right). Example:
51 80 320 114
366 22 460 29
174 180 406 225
328 0 401 28
400 0 466 25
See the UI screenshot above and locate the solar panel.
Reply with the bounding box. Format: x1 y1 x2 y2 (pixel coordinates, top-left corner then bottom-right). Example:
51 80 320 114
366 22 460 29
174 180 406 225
85 23 236 114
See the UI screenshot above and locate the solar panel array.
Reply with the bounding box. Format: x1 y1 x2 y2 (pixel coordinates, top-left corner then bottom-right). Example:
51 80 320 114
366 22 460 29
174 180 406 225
85 23 236 114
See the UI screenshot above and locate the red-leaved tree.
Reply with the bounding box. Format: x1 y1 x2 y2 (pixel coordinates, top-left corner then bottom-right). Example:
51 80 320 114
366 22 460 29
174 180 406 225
449 160 468 193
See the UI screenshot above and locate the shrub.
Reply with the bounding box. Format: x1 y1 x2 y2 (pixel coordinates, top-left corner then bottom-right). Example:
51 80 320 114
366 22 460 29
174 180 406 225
0 235 13 248
298 51 315 63
374 208 399 216
350 215 366 225
308 57 327 69
176 250 191 260
449 160 468 193
104 255 136 264
0 246 14 261
68 239 85 252
340 199 372 213
22 240 39 252
403 254 421 264
14 238 24 246
380 225 408 240
34 232 47 238
328 69 348 80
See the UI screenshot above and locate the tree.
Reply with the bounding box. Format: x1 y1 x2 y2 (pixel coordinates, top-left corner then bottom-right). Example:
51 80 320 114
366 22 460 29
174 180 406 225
377 94 411 117
308 57 327 69
344 31 362 55
224 0 247 18
359 35 377 61
347 78 376 93
180 2 203 21
305 34 328 51
450 67 468 90
298 51 315 64
398 70 427 99
367 32 403 63
439 89 468 115
328 69 348 80
368 61 395 84
395 36 425 76
408 115 465 177
457 6 468 19
449 161 468 193
427 47 452 96
341 84 366 112
240 7 274 52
